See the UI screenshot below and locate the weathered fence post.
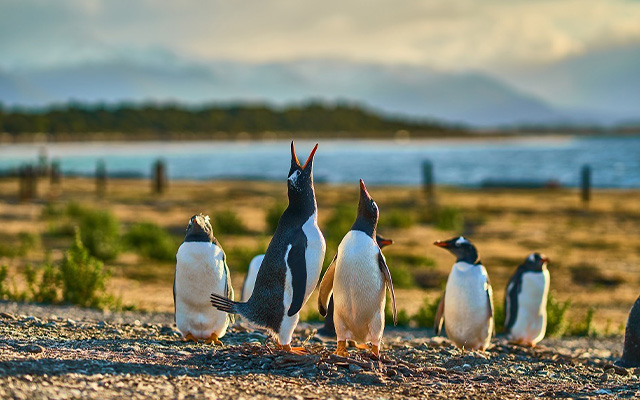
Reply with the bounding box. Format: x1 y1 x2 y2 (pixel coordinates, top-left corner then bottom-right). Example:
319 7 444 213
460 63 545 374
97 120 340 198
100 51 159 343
19 165 36 202
50 160 61 186
19 166 28 202
96 160 107 196
422 160 436 213
153 159 167 194
27 165 37 199
581 164 591 206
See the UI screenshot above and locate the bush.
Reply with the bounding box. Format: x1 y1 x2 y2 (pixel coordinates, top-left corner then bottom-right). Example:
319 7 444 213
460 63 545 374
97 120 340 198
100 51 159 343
380 210 416 229
265 202 287 233
389 264 416 288
0 265 9 298
24 263 59 304
567 307 597 337
18 232 41 256
432 206 464 231
76 208 121 262
546 291 570 337
211 210 248 235
301 308 323 323
58 228 111 308
385 299 411 327
413 294 442 328
493 301 506 334
226 244 268 274
125 222 179 262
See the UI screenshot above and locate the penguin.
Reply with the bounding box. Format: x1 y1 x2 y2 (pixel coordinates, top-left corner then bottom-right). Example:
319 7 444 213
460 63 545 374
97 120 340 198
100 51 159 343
433 236 494 351
316 234 394 339
504 253 550 347
210 142 326 354
617 294 640 368
241 254 264 302
317 180 397 358
174 213 234 344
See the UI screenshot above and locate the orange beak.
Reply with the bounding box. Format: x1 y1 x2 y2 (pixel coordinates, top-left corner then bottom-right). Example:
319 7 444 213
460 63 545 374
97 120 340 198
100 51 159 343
301 143 318 170
291 141 301 168
379 238 393 247
360 179 370 196
433 241 449 248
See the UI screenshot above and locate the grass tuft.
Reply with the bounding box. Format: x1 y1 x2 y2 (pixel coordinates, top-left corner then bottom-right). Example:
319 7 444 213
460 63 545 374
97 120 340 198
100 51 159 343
211 210 249 235
546 291 571 337
124 222 180 262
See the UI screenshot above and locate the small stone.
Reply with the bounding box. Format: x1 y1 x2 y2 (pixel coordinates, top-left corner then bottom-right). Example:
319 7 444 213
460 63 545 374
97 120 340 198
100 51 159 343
66 318 76 325
452 365 464 373
0 312 16 320
462 363 471 372
24 316 39 323
22 344 44 354
386 369 397 377
349 364 363 373
133 320 142 326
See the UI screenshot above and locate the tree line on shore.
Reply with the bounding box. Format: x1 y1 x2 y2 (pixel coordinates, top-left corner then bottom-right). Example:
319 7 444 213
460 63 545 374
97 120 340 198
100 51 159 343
0 102 453 136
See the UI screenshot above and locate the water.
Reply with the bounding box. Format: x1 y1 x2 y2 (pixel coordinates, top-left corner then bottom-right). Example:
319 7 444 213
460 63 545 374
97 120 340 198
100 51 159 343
0 136 639 188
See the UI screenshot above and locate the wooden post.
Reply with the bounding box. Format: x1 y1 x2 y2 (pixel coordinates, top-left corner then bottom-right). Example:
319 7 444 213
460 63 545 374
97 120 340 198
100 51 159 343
422 160 436 212
19 166 28 202
581 164 591 206
50 160 61 185
96 160 107 196
153 159 167 194
27 164 37 199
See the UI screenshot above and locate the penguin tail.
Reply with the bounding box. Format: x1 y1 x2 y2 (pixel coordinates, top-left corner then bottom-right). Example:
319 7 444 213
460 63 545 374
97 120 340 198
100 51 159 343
210 293 242 315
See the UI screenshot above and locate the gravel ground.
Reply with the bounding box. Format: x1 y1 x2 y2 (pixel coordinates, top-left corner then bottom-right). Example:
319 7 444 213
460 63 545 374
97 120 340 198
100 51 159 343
1 301 639 399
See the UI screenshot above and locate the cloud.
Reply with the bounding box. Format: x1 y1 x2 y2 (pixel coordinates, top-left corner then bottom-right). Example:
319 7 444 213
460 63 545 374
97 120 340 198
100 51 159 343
1 0 639 71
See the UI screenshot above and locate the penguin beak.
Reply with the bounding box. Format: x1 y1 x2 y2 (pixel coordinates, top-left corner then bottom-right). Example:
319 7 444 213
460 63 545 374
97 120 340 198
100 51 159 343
379 238 393 247
433 240 450 248
359 179 370 197
301 143 318 170
541 255 550 264
291 141 301 168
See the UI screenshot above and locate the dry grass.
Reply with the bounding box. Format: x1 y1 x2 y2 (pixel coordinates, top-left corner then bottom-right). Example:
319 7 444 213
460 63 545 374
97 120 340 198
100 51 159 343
1 176 639 332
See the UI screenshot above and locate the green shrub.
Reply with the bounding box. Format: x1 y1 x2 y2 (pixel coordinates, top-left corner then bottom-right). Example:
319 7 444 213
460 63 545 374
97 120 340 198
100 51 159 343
322 205 355 247
125 222 179 262
24 263 59 304
380 210 416 229
18 232 40 256
211 210 249 235
389 263 416 288
385 300 411 327
77 208 121 262
567 307 597 337
265 202 287 233
301 308 323 323
58 229 111 308
493 301 506 334
0 265 8 298
432 206 464 231
413 295 442 328
546 291 570 337
226 244 268 274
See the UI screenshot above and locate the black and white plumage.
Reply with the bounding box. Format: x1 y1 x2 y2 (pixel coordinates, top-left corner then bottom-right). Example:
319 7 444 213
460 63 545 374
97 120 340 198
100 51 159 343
504 253 550 347
618 294 640 367
433 236 494 351
317 180 397 357
174 214 234 344
210 142 326 353
316 234 393 339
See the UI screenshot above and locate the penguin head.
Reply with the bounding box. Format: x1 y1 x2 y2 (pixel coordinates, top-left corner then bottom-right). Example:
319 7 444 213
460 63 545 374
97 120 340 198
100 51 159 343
376 234 393 249
184 213 214 242
351 179 379 237
287 141 318 193
433 236 479 264
522 252 549 272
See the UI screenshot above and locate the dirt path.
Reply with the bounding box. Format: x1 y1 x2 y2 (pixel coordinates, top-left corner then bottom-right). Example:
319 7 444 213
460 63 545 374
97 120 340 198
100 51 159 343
0 301 638 399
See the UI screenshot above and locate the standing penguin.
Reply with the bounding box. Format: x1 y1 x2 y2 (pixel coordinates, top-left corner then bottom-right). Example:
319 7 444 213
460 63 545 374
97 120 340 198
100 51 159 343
433 236 494 351
317 180 397 358
174 214 234 344
617 294 640 367
316 234 394 339
504 253 550 347
211 142 326 354
241 254 265 302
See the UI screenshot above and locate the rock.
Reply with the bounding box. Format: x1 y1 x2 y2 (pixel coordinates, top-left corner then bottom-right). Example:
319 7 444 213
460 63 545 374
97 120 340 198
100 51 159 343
462 364 472 372
0 312 16 320
349 364 363 373
22 344 44 354
353 372 385 385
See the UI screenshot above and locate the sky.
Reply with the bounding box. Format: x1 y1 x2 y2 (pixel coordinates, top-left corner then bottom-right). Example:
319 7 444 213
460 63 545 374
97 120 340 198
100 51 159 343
1 0 640 72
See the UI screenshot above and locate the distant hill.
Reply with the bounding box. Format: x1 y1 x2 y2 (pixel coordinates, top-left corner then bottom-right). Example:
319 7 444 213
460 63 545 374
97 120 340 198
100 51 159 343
0 59 594 128
0 102 455 137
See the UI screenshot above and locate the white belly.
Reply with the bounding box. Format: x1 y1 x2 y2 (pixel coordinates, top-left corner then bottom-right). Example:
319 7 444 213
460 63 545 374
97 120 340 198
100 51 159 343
444 262 493 350
175 242 230 339
509 270 549 345
242 254 264 302
333 230 385 344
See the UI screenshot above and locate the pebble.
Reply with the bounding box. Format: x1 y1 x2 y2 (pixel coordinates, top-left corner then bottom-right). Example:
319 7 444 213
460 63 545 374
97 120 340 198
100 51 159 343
22 344 44 354
349 364 363 373
0 312 16 320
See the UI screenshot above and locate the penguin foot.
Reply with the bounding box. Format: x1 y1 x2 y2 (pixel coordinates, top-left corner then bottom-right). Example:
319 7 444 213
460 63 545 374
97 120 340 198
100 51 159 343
370 344 380 359
205 333 223 346
334 340 349 357
184 333 199 343
355 342 371 350
277 343 308 355
347 340 357 348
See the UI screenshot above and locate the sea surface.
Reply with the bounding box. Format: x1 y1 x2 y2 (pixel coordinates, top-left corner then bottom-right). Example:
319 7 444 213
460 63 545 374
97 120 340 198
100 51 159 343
0 136 638 188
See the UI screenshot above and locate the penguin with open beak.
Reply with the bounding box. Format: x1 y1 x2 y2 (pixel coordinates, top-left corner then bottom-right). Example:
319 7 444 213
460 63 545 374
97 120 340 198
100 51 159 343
174 214 234 344
504 253 550 347
433 236 494 351
211 142 326 354
317 180 397 358
316 234 393 340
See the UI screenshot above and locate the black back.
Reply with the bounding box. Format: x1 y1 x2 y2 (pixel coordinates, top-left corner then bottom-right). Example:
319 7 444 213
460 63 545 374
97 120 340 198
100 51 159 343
351 179 379 238
242 142 318 332
620 294 640 367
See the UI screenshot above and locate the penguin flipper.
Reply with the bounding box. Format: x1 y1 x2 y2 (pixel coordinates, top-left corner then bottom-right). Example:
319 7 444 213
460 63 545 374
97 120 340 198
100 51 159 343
504 271 522 333
378 251 397 326
485 275 495 337
286 233 308 317
172 268 177 323
318 253 337 317
223 254 235 324
434 292 445 335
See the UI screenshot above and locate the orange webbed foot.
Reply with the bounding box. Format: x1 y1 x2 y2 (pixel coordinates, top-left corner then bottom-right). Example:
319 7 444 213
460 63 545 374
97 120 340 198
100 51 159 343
334 340 349 358
184 333 199 343
205 332 223 346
